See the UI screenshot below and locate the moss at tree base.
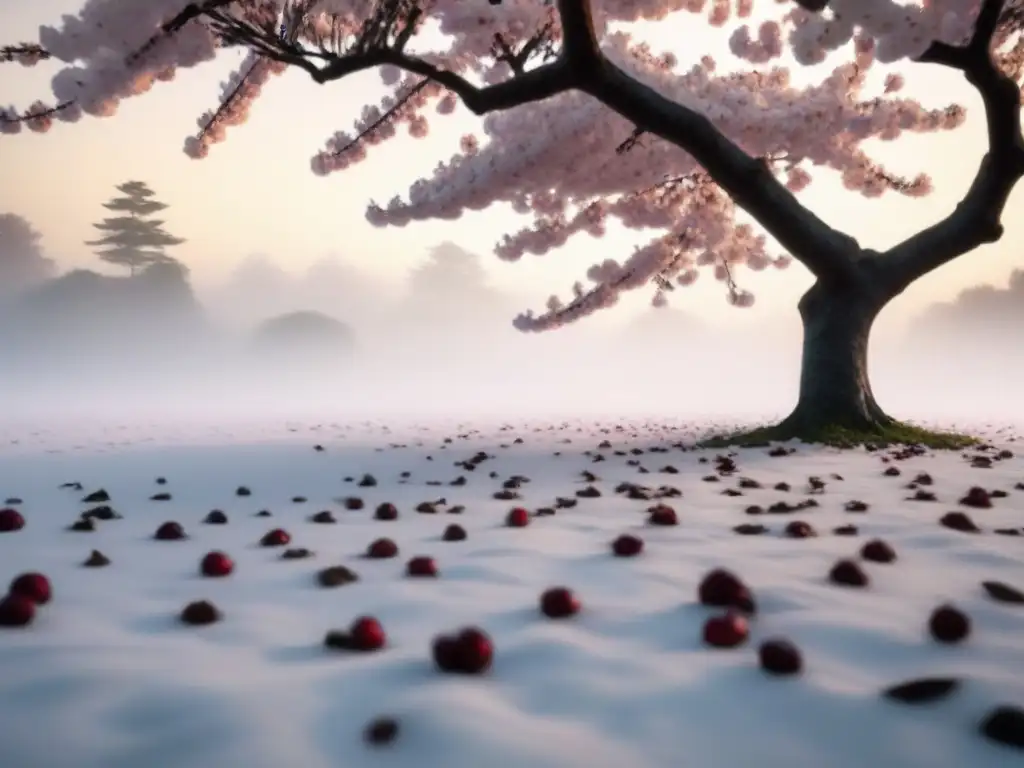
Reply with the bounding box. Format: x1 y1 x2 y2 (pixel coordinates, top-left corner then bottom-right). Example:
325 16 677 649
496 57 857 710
700 420 979 450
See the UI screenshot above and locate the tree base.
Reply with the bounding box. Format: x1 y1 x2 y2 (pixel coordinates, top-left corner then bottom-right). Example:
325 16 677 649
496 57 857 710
700 418 978 450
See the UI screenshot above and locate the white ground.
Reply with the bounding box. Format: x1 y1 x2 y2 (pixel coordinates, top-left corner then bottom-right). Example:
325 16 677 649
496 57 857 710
0 416 1022 768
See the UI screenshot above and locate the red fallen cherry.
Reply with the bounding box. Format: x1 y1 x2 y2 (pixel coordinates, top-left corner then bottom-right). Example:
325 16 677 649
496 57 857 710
647 505 678 526
260 528 290 547
0 508 25 532
366 538 398 558
432 634 461 672
784 520 816 538
860 539 897 563
698 569 747 607
455 626 493 673
829 558 868 587
432 626 494 674
611 534 643 556
180 599 220 625
9 572 51 605
540 587 580 618
200 551 234 577
349 616 387 651
442 524 466 541
0 593 36 627
506 507 529 527
406 556 438 577
703 611 749 648
374 503 398 521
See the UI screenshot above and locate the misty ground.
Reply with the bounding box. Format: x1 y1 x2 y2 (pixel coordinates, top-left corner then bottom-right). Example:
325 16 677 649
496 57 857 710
1 330 1017 429
2 240 1020 427
0 415 1022 768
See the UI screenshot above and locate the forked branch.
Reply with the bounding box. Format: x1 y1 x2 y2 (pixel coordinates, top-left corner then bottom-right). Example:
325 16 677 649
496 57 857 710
879 0 1024 295
134 0 588 115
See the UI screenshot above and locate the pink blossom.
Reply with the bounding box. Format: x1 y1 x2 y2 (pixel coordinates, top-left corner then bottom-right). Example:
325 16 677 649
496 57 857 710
0 0 997 331
884 73 905 93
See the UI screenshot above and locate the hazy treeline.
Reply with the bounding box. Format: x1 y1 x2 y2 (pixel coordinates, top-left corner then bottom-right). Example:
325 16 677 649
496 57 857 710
1 223 1021 421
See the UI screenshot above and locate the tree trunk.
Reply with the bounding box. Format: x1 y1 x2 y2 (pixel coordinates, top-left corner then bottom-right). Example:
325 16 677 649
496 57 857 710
778 281 894 435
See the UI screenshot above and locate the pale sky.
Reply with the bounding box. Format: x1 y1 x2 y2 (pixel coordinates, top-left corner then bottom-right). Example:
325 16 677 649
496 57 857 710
2 0 1023 335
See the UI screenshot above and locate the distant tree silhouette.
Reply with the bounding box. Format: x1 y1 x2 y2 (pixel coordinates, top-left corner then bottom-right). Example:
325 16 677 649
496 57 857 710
2 258 207 362
0 213 55 296
406 242 509 322
86 181 184 275
251 310 355 367
910 268 1024 340
409 242 487 295
254 311 355 345
224 254 286 297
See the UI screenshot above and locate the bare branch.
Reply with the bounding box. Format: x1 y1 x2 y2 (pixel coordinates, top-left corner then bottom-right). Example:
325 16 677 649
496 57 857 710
879 0 1024 295
491 23 557 76
615 126 645 154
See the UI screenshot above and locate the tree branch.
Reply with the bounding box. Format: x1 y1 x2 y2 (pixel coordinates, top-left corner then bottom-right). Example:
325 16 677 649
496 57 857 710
316 0 862 289
584 58 865 288
11 0 855 293
491 24 556 76
17 0 995 304
310 0 863 287
879 0 1024 295
310 49 571 114
311 0 600 114
327 78 429 158
1 43 52 63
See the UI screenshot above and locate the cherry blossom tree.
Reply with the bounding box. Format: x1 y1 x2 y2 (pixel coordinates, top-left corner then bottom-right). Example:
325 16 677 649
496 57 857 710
2 0 1022 441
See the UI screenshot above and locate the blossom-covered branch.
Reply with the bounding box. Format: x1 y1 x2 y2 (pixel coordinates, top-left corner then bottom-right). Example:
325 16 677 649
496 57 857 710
2 0 1017 332
879 0 1024 295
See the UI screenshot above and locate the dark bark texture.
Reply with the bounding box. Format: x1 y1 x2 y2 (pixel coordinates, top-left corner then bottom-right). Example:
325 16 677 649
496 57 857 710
780 282 892 434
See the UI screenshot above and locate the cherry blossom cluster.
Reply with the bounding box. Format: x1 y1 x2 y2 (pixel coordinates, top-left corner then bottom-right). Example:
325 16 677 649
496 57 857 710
185 52 288 158
311 70 448 175
364 30 963 329
1 0 1016 330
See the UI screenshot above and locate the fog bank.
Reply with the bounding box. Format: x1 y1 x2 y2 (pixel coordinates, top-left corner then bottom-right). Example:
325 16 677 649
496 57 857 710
2 314 1019 428
0 243 1021 428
